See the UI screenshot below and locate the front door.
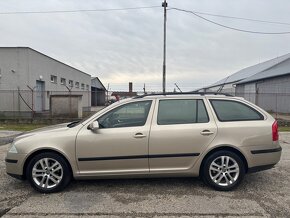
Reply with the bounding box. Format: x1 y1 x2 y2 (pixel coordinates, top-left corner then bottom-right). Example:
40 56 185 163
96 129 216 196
76 100 154 175
149 98 217 172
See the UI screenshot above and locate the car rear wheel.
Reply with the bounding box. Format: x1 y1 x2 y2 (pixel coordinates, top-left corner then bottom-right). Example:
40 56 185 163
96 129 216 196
202 150 245 191
26 152 71 193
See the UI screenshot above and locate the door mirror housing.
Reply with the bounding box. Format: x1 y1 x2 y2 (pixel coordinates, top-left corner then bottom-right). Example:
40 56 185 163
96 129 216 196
88 121 99 131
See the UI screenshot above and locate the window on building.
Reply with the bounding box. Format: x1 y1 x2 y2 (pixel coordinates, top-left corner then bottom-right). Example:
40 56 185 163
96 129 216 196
86 85 89 90
69 80 73 87
157 99 209 125
81 83 85 90
98 101 152 128
210 100 264 122
75 82 79 88
60 78 66 85
51 75 57 83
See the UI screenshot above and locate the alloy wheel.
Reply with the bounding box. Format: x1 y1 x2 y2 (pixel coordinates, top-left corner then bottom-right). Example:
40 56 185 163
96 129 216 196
209 155 240 187
32 158 63 189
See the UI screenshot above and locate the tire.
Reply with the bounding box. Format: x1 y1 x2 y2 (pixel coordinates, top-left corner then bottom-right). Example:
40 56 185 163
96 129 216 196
201 150 245 191
26 152 72 193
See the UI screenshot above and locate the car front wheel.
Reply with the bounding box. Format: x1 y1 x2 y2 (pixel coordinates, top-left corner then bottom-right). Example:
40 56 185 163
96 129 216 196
202 150 245 191
26 152 71 193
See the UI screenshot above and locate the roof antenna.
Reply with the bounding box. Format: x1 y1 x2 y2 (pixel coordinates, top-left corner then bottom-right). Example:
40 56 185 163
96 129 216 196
217 75 230 93
174 83 182 92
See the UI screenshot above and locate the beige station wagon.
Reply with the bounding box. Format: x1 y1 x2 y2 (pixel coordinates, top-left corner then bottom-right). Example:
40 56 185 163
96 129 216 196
5 92 282 193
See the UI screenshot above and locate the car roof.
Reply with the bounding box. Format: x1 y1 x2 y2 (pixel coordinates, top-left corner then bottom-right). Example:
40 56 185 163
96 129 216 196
133 92 234 100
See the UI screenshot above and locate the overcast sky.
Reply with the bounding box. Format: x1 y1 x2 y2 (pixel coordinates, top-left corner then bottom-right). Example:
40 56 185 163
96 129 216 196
1 0 290 91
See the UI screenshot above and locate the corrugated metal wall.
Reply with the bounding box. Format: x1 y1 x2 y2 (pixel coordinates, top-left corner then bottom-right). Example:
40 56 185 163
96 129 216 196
236 74 290 113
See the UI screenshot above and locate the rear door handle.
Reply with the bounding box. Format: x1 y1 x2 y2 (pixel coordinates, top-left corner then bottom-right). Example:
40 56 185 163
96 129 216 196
134 133 146 138
200 130 214 136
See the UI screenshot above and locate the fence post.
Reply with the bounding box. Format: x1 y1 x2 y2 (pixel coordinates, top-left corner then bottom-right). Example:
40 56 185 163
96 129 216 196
275 93 278 119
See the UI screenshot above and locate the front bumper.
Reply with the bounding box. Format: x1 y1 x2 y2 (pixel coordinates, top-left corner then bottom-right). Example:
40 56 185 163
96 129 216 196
5 153 27 178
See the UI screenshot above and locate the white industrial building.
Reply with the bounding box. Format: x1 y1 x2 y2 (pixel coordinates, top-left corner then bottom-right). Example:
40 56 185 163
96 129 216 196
197 53 290 113
0 47 92 117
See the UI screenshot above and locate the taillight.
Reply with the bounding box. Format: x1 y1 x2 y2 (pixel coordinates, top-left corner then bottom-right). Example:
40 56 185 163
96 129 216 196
272 120 279 141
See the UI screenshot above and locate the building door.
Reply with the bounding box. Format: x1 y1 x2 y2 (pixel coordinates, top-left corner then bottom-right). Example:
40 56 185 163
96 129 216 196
35 80 45 111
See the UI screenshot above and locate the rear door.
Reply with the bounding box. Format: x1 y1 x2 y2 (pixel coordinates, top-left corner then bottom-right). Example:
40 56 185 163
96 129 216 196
148 98 217 172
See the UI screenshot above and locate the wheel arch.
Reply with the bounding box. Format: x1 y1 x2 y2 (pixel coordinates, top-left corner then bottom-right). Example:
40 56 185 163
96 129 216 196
23 148 73 180
199 145 249 176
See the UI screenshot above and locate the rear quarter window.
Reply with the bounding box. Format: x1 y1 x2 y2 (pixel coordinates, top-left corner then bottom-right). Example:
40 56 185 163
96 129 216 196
210 99 264 122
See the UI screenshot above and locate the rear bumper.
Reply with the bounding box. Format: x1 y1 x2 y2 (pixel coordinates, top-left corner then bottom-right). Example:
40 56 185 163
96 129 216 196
248 164 276 173
250 147 282 154
245 145 282 170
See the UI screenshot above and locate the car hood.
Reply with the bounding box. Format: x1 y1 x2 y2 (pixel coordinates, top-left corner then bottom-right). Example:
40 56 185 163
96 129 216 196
14 123 73 141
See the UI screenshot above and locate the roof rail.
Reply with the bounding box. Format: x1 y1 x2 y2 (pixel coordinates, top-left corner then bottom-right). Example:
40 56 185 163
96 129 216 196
133 92 233 99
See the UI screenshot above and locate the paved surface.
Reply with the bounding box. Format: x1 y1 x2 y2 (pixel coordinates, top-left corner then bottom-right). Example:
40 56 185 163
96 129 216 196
0 133 289 218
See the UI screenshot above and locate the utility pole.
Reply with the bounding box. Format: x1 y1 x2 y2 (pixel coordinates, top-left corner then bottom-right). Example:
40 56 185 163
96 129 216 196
143 83 146 94
106 83 110 104
162 0 167 93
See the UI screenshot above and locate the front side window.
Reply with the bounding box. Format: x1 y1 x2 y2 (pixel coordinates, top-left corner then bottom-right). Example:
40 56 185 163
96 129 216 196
98 101 152 128
210 99 264 122
157 99 209 125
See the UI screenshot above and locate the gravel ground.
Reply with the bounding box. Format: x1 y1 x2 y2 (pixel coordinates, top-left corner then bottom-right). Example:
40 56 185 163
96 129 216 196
0 133 289 217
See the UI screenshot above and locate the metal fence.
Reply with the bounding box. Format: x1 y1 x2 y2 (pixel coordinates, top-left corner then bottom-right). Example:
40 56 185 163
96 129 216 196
0 90 289 123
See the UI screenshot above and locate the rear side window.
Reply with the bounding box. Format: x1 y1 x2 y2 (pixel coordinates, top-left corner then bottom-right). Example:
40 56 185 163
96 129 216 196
210 100 264 122
157 99 209 125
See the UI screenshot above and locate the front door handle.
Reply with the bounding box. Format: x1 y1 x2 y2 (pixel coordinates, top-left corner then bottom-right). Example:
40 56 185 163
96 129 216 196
200 130 214 136
134 133 146 138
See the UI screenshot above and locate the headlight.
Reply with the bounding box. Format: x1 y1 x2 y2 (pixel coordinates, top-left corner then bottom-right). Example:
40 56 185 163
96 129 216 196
8 142 18 153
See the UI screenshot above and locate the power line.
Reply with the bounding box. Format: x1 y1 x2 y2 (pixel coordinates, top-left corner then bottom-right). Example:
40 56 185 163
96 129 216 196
169 7 290 35
0 6 161 15
169 8 290 26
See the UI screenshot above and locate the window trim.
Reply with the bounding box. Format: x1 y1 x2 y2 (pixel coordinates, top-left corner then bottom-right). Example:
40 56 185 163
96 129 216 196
60 78 66 85
209 99 264 122
50 75 57 84
157 99 210 126
68 80 73 87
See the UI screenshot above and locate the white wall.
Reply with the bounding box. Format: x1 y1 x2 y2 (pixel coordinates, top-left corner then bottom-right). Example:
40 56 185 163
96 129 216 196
0 47 92 112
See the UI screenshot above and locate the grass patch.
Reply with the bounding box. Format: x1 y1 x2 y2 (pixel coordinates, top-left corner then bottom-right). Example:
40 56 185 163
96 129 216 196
0 124 49 131
279 126 290 132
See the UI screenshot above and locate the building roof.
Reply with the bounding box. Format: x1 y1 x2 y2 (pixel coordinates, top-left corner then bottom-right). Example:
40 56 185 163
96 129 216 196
91 77 106 90
236 58 290 84
203 53 290 89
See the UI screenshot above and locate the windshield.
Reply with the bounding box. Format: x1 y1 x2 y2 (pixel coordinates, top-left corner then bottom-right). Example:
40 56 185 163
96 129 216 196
66 100 127 128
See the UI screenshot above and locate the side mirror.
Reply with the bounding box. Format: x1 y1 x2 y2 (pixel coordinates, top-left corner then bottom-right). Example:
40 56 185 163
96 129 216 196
88 121 99 131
